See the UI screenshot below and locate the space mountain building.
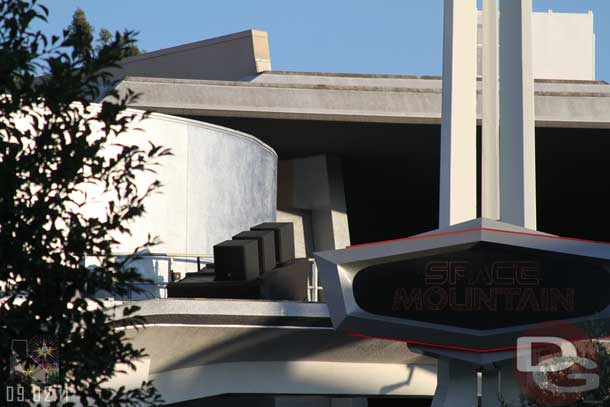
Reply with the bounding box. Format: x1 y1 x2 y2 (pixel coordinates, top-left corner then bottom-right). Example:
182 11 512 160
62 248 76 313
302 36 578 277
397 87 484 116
93 4 610 406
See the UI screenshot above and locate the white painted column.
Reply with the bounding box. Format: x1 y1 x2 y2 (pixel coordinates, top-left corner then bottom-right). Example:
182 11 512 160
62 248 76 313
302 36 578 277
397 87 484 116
439 0 478 227
499 0 537 230
482 0 500 220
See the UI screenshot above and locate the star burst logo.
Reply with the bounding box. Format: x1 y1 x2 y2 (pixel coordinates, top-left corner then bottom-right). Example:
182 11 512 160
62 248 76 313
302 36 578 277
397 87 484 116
11 336 60 385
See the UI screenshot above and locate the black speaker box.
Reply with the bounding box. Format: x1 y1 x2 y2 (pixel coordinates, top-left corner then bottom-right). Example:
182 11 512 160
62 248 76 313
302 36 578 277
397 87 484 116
251 222 295 265
233 230 276 274
260 258 310 301
213 239 260 281
167 278 260 299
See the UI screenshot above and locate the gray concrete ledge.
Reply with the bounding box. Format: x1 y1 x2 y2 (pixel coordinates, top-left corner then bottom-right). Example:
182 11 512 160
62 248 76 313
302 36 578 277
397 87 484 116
256 71 608 84
117 298 330 319
115 75 610 128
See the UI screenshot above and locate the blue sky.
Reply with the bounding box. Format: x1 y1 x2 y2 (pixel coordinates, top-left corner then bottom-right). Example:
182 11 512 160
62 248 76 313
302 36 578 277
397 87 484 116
36 1 610 80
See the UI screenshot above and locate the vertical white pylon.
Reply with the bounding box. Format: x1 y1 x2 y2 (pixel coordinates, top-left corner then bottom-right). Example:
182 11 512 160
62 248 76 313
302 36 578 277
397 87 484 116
439 0 478 227
482 0 500 220
499 0 537 229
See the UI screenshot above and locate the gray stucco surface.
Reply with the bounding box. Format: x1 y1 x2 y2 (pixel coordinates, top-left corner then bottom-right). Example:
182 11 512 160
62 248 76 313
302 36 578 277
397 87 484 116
126 325 433 373
110 299 434 373
184 121 277 253
119 298 329 318
114 74 610 128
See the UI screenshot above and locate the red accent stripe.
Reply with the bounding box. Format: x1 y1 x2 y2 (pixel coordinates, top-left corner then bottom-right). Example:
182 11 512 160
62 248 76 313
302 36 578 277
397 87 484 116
347 332 610 353
347 227 610 249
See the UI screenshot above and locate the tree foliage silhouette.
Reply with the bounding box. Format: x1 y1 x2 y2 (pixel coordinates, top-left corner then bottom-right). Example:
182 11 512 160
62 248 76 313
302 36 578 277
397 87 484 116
0 0 168 405
69 8 144 58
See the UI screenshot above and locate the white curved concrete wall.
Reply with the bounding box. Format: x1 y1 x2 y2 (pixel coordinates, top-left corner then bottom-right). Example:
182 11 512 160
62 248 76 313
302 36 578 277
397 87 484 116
113 112 277 293
10 105 276 298
11 105 277 298
50 108 277 297
120 112 277 251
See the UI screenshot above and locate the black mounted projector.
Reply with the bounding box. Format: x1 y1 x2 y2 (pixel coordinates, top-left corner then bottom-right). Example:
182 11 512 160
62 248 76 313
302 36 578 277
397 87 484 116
251 222 295 265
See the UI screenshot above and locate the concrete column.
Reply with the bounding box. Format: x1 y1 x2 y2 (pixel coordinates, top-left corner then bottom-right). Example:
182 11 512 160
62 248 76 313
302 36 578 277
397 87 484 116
499 0 537 230
432 359 478 407
481 367 501 407
276 209 313 258
321 156 351 250
278 155 350 253
482 0 500 220
497 360 523 406
439 0 478 227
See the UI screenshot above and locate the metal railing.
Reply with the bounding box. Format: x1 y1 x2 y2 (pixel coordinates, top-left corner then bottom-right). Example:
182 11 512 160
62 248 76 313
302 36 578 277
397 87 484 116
108 252 214 299
108 252 324 303
307 258 323 302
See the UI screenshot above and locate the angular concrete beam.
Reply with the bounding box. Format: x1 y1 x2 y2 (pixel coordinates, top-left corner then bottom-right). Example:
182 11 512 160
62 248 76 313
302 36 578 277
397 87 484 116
482 0 500 220
499 0 537 230
115 30 271 82
439 0 478 227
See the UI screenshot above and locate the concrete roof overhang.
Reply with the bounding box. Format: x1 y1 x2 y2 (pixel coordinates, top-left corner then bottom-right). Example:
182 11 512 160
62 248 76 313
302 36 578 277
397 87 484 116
113 72 610 128
112 298 432 368
110 299 438 401
314 218 610 364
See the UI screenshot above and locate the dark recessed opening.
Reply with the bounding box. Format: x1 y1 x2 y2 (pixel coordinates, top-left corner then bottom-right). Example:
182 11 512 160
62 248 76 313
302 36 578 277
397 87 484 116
194 117 440 245
536 127 610 242
189 116 610 244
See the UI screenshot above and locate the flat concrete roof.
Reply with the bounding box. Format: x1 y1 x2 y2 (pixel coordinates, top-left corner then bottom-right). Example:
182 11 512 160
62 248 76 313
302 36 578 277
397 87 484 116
253 70 608 88
114 72 610 128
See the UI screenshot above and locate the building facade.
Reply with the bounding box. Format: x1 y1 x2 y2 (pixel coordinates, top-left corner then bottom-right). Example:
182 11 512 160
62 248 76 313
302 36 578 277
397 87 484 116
95 8 610 407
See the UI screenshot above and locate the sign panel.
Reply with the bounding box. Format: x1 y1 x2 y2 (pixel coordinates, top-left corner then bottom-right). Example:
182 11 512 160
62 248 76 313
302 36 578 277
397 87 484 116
353 242 610 329
316 222 610 358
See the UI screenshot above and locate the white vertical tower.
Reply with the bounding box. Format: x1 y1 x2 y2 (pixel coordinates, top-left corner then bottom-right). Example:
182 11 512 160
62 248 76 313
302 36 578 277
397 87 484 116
432 1 539 406
439 0 478 227
498 0 537 229
482 0 500 220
